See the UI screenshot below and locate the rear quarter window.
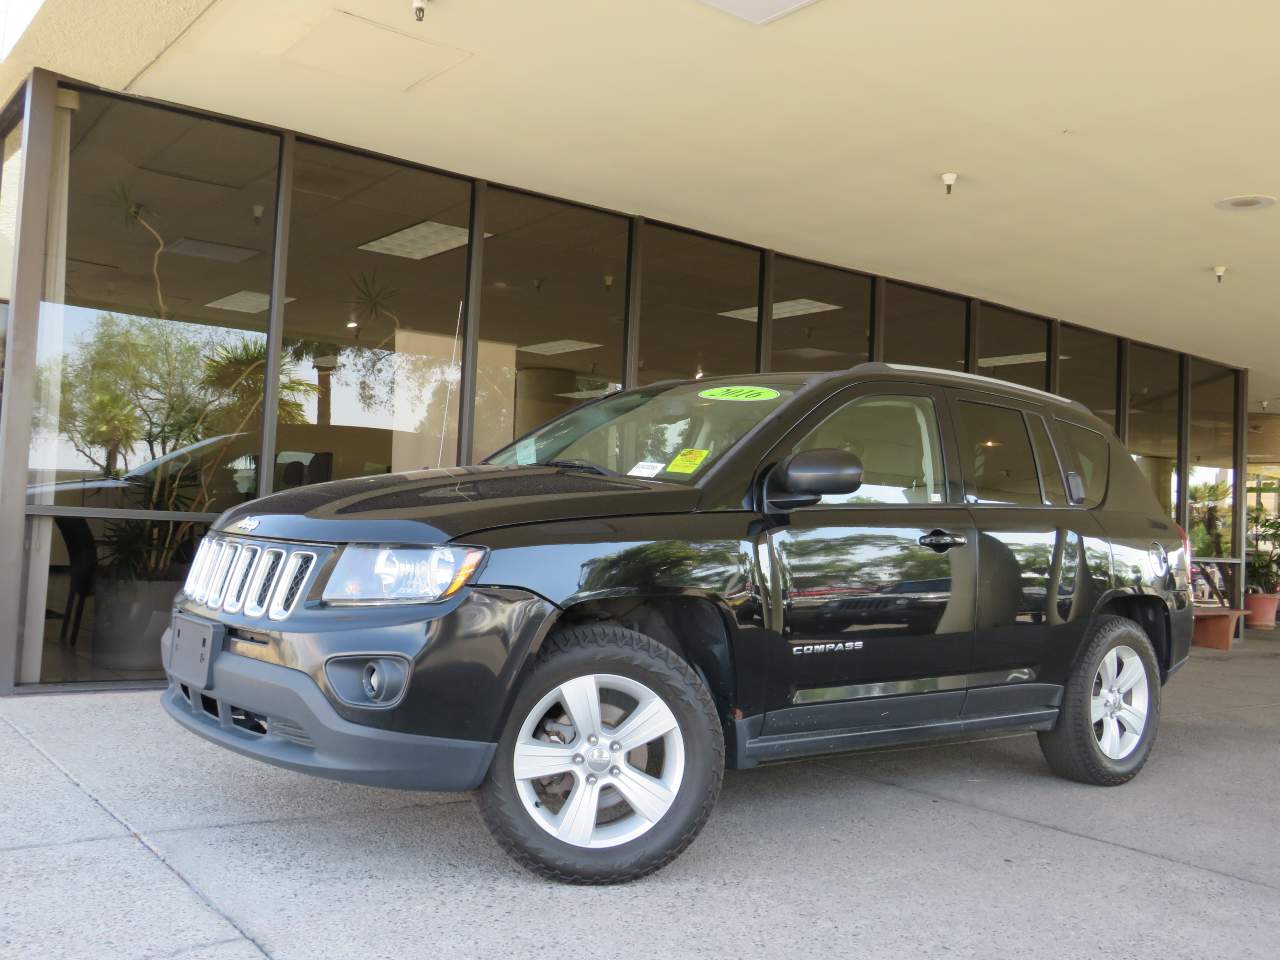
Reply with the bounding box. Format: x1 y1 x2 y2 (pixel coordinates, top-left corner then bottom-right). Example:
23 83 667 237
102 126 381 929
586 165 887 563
1060 421 1109 507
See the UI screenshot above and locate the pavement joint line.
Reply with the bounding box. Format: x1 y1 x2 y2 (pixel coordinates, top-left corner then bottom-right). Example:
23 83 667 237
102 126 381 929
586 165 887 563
816 759 1280 894
0 712 275 960
0 832 127 855
144 794 475 838
140 936 247 960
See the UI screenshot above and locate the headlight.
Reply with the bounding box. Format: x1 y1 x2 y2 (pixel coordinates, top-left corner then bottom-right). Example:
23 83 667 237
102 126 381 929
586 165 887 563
322 545 487 605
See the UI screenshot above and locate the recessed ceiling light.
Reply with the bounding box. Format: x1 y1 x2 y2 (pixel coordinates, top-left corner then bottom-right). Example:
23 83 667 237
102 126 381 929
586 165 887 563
519 339 603 356
696 0 821 25
358 220 491 260
346 320 359 328
1214 195 1276 211
168 237 262 263
719 298 842 321
205 291 296 313
776 347 846 360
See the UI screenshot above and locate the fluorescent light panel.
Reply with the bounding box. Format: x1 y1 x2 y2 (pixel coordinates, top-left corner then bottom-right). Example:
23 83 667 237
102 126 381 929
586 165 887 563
167 237 261 263
977 352 1048 368
555 388 614 400
518 339 603 356
359 220 490 260
206 291 296 314
719 298 842 322
696 0 821 25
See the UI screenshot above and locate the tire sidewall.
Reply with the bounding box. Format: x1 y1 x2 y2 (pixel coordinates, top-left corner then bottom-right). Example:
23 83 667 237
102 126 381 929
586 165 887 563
482 634 722 879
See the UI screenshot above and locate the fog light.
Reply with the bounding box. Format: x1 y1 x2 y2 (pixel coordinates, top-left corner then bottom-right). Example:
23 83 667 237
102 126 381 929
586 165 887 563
324 655 410 707
363 661 383 701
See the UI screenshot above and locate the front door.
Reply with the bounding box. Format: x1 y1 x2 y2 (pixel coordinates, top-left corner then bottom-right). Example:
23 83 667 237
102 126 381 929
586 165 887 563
764 385 978 731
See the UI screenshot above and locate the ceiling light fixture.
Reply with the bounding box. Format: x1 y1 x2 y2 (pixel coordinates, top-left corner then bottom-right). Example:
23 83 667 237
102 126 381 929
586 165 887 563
358 221 490 260
346 320 359 328
1214 265 1227 284
518 339 603 356
719 298 842 321
940 172 958 195
169 238 261 263
205 291 296 313
1214 195 1275 212
977 352 1047 368
695 0 821 25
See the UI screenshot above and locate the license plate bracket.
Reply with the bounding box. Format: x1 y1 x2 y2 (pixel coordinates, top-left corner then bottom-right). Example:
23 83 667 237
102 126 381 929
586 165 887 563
170 614 223 690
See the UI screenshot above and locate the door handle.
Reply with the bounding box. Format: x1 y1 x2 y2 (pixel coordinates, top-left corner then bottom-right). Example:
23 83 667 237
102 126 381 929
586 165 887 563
919 529 967 552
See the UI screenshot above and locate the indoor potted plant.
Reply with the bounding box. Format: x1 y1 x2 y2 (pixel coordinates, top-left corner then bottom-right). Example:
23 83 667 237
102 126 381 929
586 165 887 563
1244 508 1280 629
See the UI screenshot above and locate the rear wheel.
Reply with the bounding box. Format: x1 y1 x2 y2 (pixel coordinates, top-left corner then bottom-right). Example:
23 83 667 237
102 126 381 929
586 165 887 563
477 623 723 883
1038 615 1161 785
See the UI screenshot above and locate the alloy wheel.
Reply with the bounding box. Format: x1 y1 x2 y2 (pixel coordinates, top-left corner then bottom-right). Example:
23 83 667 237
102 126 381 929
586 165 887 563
513 673 685 849
1091 644 1149 760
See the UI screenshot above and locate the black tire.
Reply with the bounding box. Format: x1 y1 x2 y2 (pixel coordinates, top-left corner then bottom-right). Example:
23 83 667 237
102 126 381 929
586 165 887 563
476 623 724 884
1038 615 1161 785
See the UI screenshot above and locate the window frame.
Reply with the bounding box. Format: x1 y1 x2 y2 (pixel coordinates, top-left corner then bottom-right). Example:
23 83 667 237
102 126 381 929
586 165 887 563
946 388 1074 510
754 380 962 512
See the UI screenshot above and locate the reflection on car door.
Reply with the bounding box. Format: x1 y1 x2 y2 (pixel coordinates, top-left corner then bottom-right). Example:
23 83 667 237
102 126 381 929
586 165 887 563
947 391 1112 713
763 385 978 735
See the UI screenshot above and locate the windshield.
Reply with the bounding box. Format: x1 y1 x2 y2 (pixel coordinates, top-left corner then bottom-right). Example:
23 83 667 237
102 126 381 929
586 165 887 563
486 381 797 482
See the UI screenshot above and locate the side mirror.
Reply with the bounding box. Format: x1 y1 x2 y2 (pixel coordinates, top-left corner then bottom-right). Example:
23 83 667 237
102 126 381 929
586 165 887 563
1064 470 1087 505
766 448 864 510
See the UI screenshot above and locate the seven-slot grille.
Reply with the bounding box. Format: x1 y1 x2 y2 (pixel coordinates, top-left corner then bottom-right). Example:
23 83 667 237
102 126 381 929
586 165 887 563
184 535 319 621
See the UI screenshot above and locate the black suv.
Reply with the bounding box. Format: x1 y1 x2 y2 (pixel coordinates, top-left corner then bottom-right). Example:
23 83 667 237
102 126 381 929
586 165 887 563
162 364 1192 883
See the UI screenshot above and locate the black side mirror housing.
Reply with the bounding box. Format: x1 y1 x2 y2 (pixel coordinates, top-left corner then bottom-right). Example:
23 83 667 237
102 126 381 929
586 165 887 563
766 448 864 511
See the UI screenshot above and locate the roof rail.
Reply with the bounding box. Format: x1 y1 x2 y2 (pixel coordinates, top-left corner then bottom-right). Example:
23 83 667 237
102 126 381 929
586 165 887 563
853 362 1088 411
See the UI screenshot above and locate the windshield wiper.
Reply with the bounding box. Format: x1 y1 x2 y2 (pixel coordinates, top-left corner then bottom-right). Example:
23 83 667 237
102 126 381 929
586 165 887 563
543 459 622 477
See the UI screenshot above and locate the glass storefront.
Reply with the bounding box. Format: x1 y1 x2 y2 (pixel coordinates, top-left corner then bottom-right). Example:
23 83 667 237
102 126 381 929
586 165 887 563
637 224 759 384
881 283 967 370
1127 343 1181 519
0 77 1252 687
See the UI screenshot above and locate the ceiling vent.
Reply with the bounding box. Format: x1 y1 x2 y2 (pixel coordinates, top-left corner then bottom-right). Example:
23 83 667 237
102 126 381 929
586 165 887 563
696 0 821 24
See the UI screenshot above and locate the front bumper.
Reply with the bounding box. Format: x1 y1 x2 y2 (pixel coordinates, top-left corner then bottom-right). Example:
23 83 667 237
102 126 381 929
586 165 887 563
162 647 495 790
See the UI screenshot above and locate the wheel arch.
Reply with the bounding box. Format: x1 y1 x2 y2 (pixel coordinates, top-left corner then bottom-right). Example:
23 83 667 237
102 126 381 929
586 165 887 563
1092 591 1173 680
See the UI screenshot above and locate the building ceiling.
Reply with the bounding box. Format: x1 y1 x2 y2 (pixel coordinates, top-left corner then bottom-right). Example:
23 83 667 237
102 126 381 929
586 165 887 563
6 0 1279 404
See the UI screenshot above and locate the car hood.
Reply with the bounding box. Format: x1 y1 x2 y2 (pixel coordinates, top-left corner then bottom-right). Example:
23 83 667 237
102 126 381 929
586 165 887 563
213 464 704 543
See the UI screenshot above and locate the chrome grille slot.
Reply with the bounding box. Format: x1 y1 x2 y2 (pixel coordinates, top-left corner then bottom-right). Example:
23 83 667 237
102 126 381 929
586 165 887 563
194 540 226 604
268 552 316 621
244 548 286 618
222 545 260 614
206 543 241 609
184 539 212 597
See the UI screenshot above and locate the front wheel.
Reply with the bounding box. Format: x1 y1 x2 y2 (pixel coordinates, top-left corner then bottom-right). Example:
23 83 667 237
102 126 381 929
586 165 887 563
477 624 724 883
1038 615 1161 785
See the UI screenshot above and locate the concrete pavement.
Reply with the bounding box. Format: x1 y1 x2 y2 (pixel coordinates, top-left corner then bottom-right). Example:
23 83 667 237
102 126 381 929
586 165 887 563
2 633 1279 960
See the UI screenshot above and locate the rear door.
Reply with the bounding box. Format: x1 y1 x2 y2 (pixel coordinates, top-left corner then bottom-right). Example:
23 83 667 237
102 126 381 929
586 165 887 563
946 390 1110 710
763 383 979 731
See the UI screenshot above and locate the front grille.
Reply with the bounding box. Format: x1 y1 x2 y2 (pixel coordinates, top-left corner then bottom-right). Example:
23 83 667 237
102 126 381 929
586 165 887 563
183 534 320 621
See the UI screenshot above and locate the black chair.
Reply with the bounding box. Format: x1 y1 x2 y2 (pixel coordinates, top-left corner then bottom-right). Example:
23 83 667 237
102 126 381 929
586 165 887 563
53 516 97 647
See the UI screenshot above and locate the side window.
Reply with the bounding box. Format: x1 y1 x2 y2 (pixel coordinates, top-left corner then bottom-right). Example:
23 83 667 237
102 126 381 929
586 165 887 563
1061 421 1109 507
1027 415 1068 505
954 401 1041 505
791 394 945 506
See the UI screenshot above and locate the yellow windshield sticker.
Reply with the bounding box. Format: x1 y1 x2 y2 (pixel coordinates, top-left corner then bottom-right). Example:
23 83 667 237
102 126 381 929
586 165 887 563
666 448 710 474
698 385 780 402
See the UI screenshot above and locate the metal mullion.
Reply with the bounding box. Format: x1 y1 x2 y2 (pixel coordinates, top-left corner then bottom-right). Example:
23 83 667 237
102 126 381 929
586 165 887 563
0 70 58 693
23 505 221 522
1047 320 1060 393
1116 339 1131 445
1232 367 1248 615
1176 353 1191 530
870 277 886 362
258 131 294 498
622 216 643 388
756 250 774 373
965 300 981 373
456 180 486 465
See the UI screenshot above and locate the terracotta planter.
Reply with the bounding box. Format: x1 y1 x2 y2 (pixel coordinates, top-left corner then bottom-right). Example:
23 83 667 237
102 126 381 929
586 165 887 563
1191 608 1245 651
1243 592 1280 629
